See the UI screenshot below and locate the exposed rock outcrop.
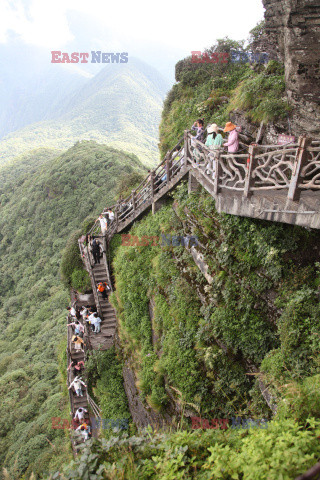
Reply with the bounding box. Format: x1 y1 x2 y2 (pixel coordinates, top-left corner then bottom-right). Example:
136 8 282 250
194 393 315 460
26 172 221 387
263 0 320 137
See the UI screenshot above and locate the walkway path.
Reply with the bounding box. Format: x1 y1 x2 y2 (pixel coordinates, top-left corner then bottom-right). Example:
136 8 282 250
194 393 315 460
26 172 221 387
89 132 320 238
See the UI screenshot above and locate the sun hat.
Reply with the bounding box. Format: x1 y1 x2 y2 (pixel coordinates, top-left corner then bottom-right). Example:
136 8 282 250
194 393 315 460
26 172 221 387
207 123 218 134
223 122 236 132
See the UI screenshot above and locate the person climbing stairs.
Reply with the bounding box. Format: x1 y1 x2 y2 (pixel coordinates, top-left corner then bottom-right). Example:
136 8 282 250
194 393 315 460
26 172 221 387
89 262 117 350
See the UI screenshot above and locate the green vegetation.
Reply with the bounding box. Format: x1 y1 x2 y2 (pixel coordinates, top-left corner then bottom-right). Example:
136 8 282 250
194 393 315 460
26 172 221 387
159 37 290 155
0 141 146 479
61 230 91 293
85 348 132 438
109 182 320 427
48 417 320 479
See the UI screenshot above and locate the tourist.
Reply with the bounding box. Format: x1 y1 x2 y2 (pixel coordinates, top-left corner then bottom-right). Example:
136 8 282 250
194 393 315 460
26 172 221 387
98 214 107 235
67 320 85 338
86 311 97 332
74 407 88 423
91 313 102 334
72 335 85 352
206 124 223 149
223 122 239 153
97 281 110 300
91 238 101 265
67 303 77 319
68 376 87 397
108 209 115 223
76 422 90 441
67 359 85 377
80 306 89 321
191 119 205 143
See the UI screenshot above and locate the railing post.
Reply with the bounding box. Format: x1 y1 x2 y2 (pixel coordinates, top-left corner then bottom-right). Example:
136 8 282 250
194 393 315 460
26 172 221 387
288 136 312 201
115 202 119 231
166 151 172 183
244 144 258 198
184 130 191 170
213 149 222 195
150 171 155 201
131 190 136 215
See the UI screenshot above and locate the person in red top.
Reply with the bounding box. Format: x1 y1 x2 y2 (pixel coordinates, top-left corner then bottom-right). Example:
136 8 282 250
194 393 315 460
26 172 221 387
67 360 85 377
97 282 110 300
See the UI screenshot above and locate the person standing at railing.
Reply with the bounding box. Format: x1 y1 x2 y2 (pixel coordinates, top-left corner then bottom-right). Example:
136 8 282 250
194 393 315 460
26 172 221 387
191 119 205 143
67 302 77 319
205 124 224 178
98 214 107 236
67 319 85 338
206 124 224 149
106 209 114 225
191 119 205 163
223 122 239 153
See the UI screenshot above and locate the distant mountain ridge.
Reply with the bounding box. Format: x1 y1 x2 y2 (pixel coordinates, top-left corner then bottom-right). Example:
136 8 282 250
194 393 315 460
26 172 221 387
0 57 169 167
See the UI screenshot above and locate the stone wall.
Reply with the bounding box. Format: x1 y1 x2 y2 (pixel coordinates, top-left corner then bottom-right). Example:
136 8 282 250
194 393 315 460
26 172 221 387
263 0 320 136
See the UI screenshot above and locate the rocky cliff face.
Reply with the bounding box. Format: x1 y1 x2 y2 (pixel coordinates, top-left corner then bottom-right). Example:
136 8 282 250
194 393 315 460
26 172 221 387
263 0 320 137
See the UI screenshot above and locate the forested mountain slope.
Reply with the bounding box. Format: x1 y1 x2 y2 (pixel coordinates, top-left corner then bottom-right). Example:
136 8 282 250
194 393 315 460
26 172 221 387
0 141 146 479
0 58 169 167
49 184 320 480
47 32 320 479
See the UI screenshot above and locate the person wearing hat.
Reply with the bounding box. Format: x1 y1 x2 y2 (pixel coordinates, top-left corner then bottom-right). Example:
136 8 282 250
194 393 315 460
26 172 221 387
223 122 239 153
205 124 224 150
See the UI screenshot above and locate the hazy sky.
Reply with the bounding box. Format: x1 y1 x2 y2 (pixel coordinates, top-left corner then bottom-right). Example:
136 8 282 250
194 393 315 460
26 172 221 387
0 0 265 80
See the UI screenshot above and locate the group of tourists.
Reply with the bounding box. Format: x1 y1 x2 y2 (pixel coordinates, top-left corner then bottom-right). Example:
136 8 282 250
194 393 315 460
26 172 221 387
66 298 109 442
92 121 241 235
67 302 106 338
191 119 240 153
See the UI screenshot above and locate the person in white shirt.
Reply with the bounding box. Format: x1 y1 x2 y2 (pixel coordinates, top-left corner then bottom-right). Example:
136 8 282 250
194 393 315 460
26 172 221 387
80 306 88 321
98 214 107 235
86 312 97 332
74 407 88 423
68 376 87 396
108 209 115 222
67 306 77 318
91 314 102 334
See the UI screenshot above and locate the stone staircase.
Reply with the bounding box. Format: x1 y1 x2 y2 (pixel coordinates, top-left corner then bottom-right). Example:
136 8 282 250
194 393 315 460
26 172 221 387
89 262 117 350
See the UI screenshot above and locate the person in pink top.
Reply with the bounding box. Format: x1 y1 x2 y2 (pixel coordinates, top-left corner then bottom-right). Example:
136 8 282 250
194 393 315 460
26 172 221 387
67 320 85 338
223 122 239 153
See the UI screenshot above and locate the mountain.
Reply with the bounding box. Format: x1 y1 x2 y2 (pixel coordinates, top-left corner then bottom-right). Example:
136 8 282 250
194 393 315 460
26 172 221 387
0 141 146 479
0 57 170 167
0 40 90 138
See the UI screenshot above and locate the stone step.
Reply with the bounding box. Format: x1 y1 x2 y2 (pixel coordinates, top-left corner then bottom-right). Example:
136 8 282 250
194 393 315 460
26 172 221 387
93 276 108 281
93 268 107 274
102 310 115 316
102 320 116 327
